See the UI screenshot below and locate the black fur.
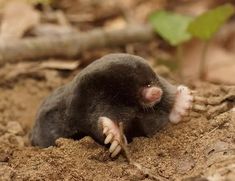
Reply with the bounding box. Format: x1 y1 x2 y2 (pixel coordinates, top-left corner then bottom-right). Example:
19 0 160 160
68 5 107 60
30 53 177 147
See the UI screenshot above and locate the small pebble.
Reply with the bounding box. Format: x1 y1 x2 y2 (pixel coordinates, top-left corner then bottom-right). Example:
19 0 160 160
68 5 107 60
6 121 23 135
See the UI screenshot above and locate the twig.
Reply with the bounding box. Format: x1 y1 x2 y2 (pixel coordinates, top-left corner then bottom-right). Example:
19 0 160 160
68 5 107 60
119 122 131 163
176 45 184 82
118 122 168 181
199 40 210 80
0 24 155 66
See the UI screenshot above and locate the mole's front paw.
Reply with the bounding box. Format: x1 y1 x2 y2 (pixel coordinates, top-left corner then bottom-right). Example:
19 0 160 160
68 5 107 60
169 86 207 123
169 86 193 124
99 117 126 158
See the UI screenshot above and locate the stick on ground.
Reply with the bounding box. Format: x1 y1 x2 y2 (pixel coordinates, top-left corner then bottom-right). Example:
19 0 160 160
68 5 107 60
0 24 155 66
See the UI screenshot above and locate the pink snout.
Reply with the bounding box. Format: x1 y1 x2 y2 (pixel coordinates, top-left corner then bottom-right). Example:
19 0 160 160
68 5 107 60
142 86 163 104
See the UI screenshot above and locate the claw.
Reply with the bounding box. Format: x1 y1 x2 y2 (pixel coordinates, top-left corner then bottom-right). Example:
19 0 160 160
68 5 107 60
109 140 119 153
187 96 194 102
184 101 193 109
193 96 208 103
99 116 125 157
191 90 198 94
104 133 113 144
111 145 122 158
169 85 195 123
192 104 207 111
122 135 128 145
175 107 187 116
103 127 108 134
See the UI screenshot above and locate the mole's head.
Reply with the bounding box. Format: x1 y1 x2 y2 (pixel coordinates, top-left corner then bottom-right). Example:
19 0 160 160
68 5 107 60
82 54 164 108
115 55 163 108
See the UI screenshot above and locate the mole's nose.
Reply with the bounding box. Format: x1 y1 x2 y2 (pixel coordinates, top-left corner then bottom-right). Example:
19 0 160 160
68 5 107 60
142 86 163 103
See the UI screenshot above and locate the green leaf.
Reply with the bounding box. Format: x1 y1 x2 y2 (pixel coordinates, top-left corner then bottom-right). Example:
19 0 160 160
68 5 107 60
188 4 234 40
149 10 193 46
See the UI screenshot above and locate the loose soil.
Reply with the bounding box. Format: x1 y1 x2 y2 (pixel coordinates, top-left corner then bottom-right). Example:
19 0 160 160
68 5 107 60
0 69 234 181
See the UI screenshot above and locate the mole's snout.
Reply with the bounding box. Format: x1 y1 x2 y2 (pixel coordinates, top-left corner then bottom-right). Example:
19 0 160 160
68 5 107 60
141 86 163 107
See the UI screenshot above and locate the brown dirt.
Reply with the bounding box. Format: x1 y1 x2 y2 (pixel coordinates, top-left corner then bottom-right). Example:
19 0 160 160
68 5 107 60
0 69 234 181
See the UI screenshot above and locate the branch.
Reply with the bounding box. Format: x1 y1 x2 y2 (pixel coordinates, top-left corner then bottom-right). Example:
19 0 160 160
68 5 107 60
0 24 155 66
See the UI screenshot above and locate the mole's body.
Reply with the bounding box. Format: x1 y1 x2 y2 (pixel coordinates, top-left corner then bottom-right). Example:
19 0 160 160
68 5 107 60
31 53 193 157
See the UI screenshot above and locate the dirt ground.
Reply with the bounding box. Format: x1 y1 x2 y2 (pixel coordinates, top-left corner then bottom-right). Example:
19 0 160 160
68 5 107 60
0 0 235 180
0 69 234 181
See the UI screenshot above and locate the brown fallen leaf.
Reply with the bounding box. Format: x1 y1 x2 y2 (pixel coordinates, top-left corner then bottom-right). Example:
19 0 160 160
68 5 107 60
3 62 40 81
104 17 127 31
205 141 230 157
183 40 235 84
0 60 79 85
207 63 235 85
0 0 40 41
40 60 80 70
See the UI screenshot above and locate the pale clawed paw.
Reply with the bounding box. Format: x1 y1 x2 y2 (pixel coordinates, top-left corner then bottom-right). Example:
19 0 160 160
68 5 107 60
99 117 127 158
169 85 207 123
169 85 193 124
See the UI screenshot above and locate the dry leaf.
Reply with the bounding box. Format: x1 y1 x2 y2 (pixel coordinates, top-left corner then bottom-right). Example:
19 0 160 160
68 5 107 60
0 0 40 41
0 60 79 85
40 60 80 70
183 40 235 84
104 17 127 31
3 62 39 80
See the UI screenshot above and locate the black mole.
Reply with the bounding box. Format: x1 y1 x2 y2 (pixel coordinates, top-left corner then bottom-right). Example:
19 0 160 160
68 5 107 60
30 53 193 157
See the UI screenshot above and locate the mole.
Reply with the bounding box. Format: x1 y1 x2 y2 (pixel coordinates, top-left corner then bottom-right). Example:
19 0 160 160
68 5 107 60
30 53 199 157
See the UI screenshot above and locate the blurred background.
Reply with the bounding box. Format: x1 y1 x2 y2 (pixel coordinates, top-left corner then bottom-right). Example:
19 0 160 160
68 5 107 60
0 0 234 85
